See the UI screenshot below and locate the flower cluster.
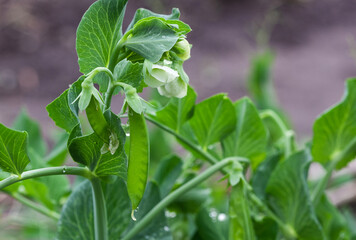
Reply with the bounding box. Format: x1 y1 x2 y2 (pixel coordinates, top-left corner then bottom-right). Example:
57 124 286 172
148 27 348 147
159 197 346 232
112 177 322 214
144 38 191 98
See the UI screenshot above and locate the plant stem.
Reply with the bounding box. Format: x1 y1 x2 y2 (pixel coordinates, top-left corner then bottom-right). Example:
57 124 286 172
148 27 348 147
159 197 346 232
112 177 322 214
104 84 117 111
7 191 60 221
248 191 297 238
312 137 356 206
90 178 108 240
144 115 219 166
0 166 93 190
122 157 235 240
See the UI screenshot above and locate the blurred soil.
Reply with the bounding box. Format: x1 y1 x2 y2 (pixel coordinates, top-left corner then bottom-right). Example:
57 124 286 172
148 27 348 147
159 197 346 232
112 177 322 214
0 0 355 140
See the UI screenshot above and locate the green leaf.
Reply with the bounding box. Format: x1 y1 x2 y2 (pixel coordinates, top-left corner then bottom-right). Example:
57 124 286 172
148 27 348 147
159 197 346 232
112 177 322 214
47 77 83 132
229 181 256 240
44 131 69 166
149 86 196 132
127 8 180 31
0 123 30 175
127 107 150 211
57 179 131 240
12 109 47 157
222 97 267 169
122 18 179 63
76 0 128 74
94 111 127 178
114 59 144 90
312 78 356 169
68 132 102 170
22 179 54 210
195 208 227 240
266 151 325 240
189 94 236 149
251 152 281 201
316 195 350 240
124 182 172 240
27 148 70 205
68 112 127 179
153 155 182 197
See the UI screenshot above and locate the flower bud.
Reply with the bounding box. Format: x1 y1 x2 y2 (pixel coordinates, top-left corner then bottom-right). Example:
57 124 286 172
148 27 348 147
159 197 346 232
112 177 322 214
172 38 191 61
158 77 187 98
144 64 179 88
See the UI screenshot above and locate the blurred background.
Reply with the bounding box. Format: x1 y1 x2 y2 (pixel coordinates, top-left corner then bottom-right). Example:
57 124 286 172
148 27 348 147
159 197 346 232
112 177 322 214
0 0 356 238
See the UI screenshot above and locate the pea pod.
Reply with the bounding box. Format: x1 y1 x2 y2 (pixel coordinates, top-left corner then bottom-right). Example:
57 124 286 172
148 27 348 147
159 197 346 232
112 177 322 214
86 96 110 144
127 106 150 220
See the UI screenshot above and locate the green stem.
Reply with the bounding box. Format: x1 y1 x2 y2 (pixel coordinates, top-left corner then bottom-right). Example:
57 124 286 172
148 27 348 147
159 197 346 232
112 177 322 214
311 161 336 206
144 115 219 166
0 166 93 190
248 191 297 238
90 178 108 240
312 137 356 205
122 157 235 240
7 191 60 221
104 84 117 111
86 67 115 83
260 110 295 158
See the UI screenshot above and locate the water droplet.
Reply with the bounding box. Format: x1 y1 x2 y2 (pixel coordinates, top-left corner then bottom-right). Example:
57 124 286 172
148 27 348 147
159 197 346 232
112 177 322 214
218 213 227 222
165 210 177 218
209 209 218 219
163 226 169 232
126 133 130 137
131 210 137 221
62 167 66 173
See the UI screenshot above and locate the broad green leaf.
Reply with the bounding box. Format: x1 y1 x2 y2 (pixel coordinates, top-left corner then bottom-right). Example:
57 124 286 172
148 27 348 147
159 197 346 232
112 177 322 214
44 131 69 166
122 18 179 63
0 124 30 175
149 86 196 132
153 155 182 197
189 94 236 149
57 180 170 240
13 109 47 157
76 0 128 74
251 152 281 201
47 89 79 133
195 208 227 240
229 181 256 240
316 195 350 240
94 111 127 178
68 112 127 179
312 78 356 169
28 148 70 205
68 132 102 170
222 97 267 169
135 17 191 36
114 59 144 90
86 96 111 144
253 217 278 240
47 77 83 132
127 8 180 31
22 179 54 210
127 107 150 211
57 179 131 240
124 182 172 240
266 151 325 240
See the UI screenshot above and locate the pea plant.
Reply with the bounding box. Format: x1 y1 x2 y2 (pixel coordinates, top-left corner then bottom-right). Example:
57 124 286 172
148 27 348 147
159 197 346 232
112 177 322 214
1 0 356 239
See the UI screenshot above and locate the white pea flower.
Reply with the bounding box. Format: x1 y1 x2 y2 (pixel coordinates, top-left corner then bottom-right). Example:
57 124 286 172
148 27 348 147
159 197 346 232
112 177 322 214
144 64 179 88
158 77 187 98
172 38 191 61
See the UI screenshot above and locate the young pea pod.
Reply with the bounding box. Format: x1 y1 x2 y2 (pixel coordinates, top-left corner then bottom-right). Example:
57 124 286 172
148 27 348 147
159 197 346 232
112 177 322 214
127 106 150 220
86 96 110 144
